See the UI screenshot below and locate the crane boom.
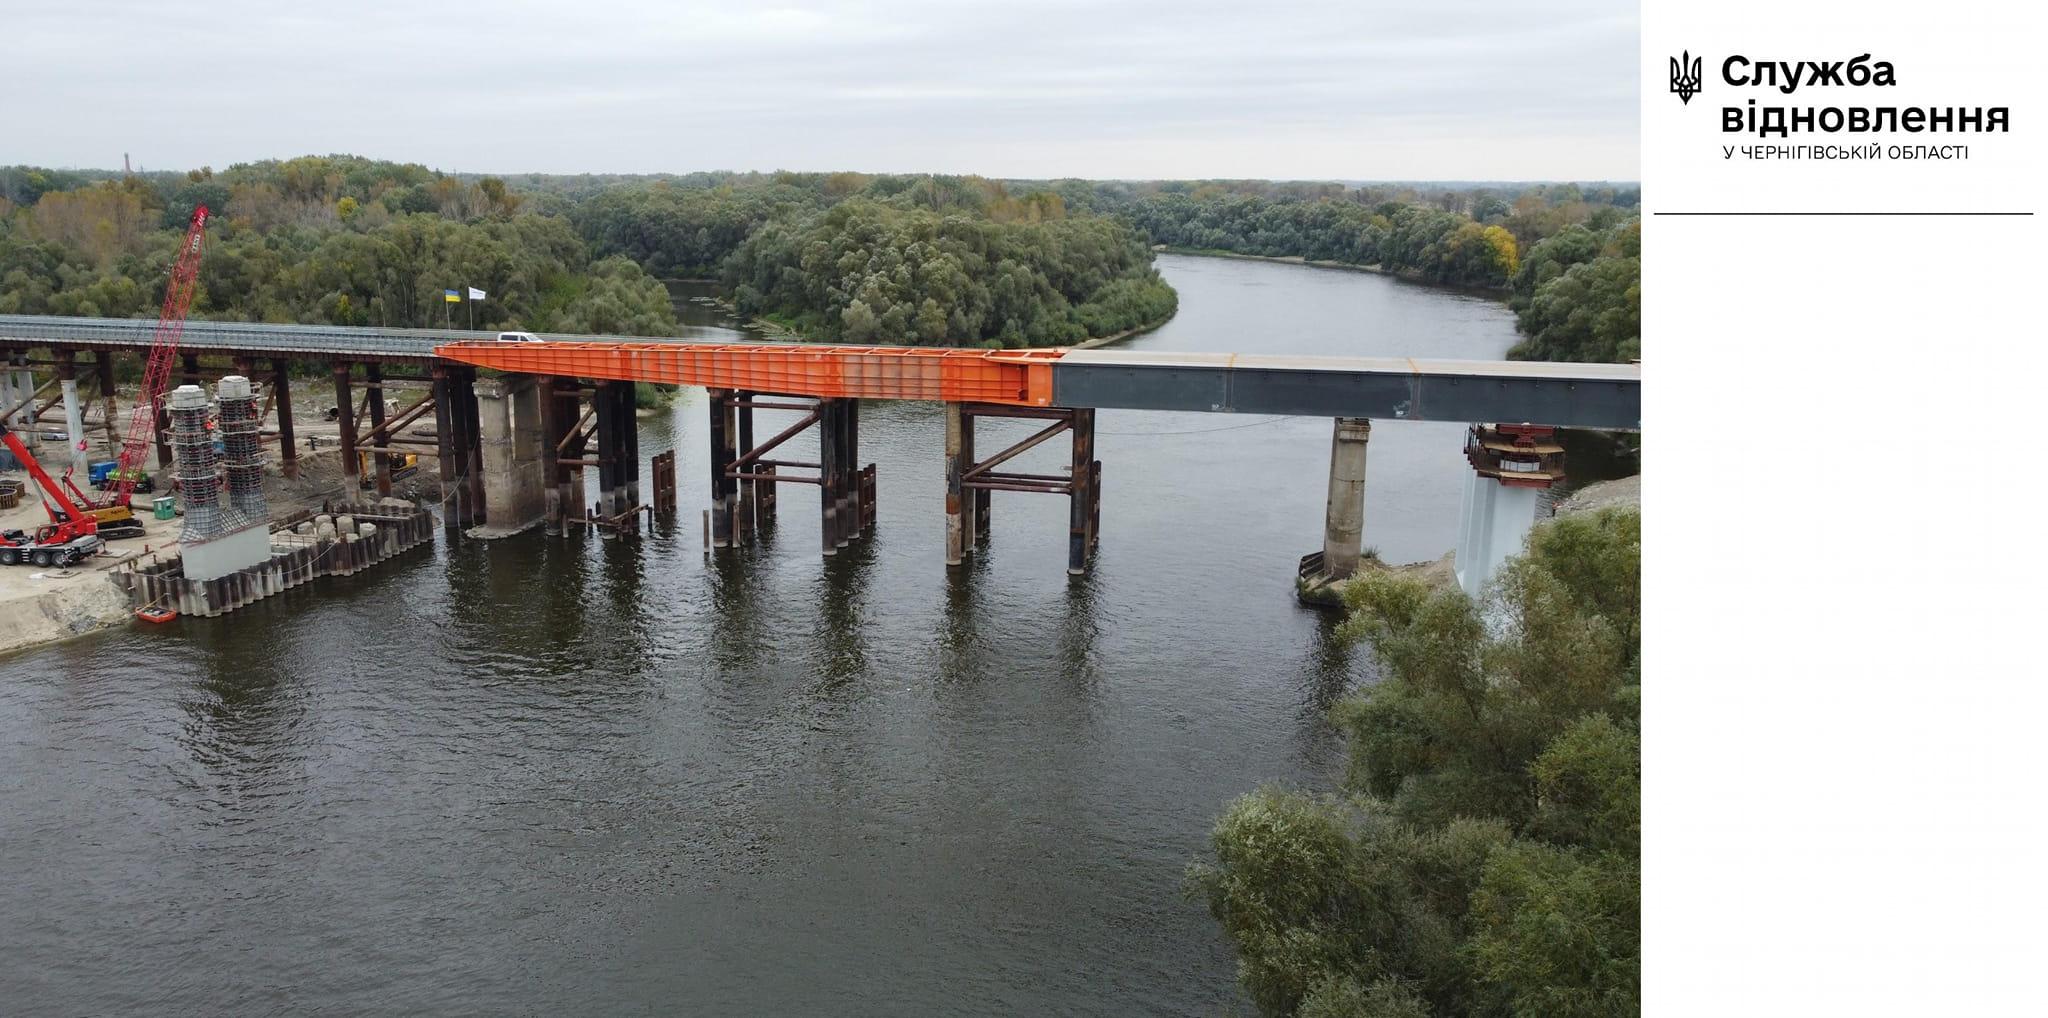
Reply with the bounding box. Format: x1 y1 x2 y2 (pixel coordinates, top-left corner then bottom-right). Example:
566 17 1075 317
88 204 208 511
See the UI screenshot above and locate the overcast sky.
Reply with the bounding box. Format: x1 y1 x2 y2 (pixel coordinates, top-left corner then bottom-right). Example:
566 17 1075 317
14 0 1639 181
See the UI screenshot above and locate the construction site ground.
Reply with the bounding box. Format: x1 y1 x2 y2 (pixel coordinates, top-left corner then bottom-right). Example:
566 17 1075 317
2 383 443 657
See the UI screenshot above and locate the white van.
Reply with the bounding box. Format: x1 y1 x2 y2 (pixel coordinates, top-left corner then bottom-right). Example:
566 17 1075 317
495 331 544 344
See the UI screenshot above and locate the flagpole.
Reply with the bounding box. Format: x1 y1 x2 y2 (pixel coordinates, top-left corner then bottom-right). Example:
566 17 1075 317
467 289 473 331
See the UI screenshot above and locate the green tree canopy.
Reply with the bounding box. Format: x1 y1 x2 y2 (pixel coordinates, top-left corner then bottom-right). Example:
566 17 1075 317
1193 508 1641 1017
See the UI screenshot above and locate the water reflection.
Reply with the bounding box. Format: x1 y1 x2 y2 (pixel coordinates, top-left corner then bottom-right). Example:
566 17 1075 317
812 540 876 687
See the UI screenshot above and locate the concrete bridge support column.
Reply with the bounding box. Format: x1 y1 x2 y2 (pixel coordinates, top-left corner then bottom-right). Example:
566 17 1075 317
270 359 298 479
1453 424 1565 598
472 374 546 537
55 348 89 478
1322 418 1371 580
1454 470 1543 598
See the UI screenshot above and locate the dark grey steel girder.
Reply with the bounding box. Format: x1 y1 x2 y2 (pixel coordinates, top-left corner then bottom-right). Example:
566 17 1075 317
1051 351 1640 430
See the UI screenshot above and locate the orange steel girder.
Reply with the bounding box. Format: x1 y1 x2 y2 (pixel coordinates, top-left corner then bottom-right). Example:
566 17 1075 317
433 342 1063 407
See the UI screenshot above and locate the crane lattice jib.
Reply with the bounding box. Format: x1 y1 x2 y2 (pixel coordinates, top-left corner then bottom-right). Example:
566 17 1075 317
104 205 207 508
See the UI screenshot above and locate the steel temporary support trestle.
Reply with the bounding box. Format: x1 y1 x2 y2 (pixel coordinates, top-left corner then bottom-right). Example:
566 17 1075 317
709 389 870 555
946 402 1099 574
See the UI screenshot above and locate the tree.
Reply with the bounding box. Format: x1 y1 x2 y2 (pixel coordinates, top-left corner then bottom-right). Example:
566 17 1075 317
1193 509 1641 1017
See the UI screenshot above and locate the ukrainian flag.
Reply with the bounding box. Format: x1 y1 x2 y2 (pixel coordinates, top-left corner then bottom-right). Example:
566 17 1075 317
443 289 461 303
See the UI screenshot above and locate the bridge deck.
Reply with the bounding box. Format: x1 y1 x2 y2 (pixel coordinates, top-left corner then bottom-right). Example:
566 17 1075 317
0 314 1640 429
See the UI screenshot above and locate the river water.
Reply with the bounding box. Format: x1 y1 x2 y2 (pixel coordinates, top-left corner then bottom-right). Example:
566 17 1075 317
1 254 1524 1014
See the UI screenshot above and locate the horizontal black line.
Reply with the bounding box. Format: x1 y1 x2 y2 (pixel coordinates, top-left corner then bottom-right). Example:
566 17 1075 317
1653 211 2032 216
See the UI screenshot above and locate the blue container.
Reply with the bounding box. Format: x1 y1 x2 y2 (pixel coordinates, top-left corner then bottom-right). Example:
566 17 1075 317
88 460 118 484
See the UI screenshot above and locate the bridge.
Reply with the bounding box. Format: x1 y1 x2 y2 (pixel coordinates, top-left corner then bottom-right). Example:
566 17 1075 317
1 313 1639 597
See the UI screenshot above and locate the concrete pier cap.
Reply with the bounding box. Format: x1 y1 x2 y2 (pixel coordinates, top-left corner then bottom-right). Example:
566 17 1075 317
217 374 252 399
170 384 208 410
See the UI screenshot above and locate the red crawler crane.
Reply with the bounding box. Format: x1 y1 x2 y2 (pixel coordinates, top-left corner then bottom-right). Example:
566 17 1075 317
66 204 209 536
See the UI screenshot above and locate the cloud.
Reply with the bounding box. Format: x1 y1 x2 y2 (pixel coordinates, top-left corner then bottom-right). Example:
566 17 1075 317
11 0 1639 179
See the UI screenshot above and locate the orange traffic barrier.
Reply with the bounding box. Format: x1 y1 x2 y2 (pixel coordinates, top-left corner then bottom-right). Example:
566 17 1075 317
434 342 1063 406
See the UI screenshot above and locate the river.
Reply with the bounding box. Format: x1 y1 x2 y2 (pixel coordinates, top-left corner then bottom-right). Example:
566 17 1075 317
1 254 1527 1014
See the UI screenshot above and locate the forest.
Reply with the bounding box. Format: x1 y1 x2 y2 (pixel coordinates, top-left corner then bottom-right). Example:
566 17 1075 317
1050 179 1641 362
0 157 678 336
2 159 1636 359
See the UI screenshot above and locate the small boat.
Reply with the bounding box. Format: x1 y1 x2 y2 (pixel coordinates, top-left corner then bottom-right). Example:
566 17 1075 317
134 606 178 624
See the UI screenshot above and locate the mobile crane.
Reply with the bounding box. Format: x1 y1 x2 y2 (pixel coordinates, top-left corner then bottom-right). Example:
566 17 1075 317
0 426 103 567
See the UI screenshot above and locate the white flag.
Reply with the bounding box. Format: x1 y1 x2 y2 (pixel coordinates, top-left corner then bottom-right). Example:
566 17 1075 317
467 286 486 300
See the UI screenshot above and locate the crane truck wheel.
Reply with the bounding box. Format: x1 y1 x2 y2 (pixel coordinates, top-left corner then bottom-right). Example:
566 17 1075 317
0 548 18 566
31 549 55 568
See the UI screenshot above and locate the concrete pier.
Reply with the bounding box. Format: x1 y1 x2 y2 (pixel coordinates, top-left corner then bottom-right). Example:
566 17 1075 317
55 349 88 477
1321 418 1371 579
1453 424 1566 597
472 375 548 537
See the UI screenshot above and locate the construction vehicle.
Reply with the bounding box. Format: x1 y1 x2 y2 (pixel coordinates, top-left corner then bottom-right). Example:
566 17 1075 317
0 426 104 567
61 205 208 539
356 449 420 486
